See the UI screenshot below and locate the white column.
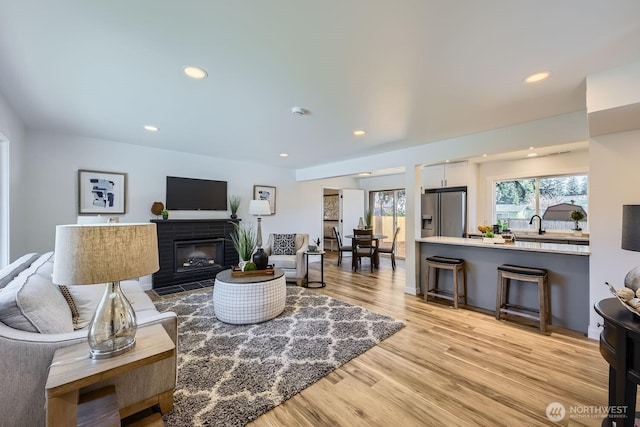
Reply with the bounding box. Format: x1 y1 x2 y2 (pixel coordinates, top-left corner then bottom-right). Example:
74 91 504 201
404 164 422 295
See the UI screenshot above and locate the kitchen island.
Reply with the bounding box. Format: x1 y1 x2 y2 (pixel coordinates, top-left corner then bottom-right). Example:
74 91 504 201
417 236 590 333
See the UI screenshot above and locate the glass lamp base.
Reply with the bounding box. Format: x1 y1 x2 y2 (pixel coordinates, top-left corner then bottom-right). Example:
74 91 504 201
90 337 136 359
88 281 138 359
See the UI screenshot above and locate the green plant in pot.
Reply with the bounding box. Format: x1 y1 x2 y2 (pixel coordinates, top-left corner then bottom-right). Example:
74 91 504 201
161 209 169 220
570 210 585 232
365 209 373 229
229 195 241 219
229 221 257 270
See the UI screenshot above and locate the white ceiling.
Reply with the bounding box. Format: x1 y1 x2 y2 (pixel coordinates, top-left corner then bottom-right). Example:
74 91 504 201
0 1 639 171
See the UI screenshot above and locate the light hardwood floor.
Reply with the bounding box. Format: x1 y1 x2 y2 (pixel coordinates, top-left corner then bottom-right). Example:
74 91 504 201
248 252 616 427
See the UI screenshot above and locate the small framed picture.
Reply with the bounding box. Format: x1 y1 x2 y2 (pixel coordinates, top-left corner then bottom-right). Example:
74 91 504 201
78 169 127 214
253 185 276 214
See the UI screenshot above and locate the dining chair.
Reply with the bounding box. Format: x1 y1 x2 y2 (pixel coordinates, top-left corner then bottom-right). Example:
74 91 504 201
377 227 400 270
333 226 352 267
352 228 376 272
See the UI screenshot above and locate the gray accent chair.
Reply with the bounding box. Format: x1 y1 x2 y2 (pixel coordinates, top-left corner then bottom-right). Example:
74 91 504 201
263 233 308 286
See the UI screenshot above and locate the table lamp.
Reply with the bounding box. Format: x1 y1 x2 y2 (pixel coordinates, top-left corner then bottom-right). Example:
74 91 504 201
248 199 271 270
52 223 159 359
621 205 640 290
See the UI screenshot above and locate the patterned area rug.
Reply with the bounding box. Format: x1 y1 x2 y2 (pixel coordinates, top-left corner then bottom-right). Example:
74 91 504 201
154 286 404 427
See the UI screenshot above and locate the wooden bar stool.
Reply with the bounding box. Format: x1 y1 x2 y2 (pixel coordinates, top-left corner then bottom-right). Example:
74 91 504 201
424 256 467 309
496 264 550 332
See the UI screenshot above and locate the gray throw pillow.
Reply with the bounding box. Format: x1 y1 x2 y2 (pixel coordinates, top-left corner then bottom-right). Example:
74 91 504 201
272 234 297 255
0 252 74 333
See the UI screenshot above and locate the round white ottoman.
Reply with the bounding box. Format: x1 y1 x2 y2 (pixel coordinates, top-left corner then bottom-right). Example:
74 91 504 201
213 268 286 324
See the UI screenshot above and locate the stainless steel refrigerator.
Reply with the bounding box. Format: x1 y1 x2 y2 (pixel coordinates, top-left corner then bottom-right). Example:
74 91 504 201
421 187 467 238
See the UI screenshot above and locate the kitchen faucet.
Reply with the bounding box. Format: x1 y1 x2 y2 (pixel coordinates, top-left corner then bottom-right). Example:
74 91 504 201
529 215 545 234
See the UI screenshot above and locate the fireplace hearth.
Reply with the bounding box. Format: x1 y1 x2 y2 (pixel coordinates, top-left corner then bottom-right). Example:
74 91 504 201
151 219 239 289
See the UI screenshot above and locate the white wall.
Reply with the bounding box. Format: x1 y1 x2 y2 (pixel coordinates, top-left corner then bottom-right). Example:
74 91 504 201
0 90 27 262
587 60 640 113
21 130 357 253
358 173 405 192
588 132 640 338
475 149 589 227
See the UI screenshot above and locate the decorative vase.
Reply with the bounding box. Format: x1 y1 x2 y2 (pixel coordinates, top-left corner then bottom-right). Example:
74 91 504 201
230 213 238 219
253 248 269 270
162 214 168 220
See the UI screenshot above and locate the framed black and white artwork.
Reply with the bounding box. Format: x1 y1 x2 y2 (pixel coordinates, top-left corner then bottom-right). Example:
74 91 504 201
78 169 127 214
253 185 276 215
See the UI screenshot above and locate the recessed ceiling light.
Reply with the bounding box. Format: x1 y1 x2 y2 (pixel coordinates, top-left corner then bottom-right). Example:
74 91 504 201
445 160 450 163
183 66 208 79
482 154 487 157
527 153 538 157
529 146 535 150
279 153 288 157
524 71 550 84
353 130 366 136
144 125 159 132
357 172 371 176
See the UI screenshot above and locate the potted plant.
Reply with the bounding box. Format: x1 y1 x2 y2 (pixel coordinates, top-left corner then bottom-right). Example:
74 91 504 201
570 210 585 236
365 209 373 229
483 230 495 243
161 209 169 220
229 195 241 219
229 221 257 269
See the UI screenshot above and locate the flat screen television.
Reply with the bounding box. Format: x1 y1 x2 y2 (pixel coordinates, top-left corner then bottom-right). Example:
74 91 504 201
165 176 227 210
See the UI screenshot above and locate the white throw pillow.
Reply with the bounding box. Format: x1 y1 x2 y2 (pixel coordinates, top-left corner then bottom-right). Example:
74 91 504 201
0 252 74 333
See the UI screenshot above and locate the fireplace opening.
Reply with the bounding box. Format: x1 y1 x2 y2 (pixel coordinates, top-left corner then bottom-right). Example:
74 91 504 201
175 238 225 273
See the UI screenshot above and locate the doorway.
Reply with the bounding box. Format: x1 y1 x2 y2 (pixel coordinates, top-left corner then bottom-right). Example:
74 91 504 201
322 188 339 251
370 189 406 258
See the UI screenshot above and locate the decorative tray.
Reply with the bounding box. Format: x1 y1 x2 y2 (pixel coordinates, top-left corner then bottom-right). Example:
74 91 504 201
231 266 275 278
605 281 640 317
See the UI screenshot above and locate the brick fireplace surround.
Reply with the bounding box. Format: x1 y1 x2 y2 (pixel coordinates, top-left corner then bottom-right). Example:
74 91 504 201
151 219 239 289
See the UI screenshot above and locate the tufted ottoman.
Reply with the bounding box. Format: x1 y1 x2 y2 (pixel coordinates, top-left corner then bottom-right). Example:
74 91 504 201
213 268 286 324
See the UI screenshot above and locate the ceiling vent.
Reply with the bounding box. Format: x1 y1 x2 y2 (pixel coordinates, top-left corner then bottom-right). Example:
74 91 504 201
291 106 306 116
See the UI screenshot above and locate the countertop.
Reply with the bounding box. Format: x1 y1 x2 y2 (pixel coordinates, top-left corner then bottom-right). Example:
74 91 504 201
466 232 589 242
417 236 591 256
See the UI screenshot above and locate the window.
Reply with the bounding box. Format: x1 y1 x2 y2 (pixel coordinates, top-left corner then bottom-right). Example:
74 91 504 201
369 189 405 258
495 174 588 231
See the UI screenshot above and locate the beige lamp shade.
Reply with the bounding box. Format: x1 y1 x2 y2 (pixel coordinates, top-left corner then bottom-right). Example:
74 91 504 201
52 223 159 285
248 199 271 216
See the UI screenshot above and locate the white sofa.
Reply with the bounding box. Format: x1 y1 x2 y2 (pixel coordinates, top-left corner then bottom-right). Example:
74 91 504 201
263 233 308 286
0 252 178 427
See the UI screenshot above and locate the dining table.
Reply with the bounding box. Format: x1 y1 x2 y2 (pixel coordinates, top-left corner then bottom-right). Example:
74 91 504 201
344 233 388 269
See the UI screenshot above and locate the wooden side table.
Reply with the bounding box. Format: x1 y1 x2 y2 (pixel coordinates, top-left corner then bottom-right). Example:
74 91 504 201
304 250 326 288
45 324 175 427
